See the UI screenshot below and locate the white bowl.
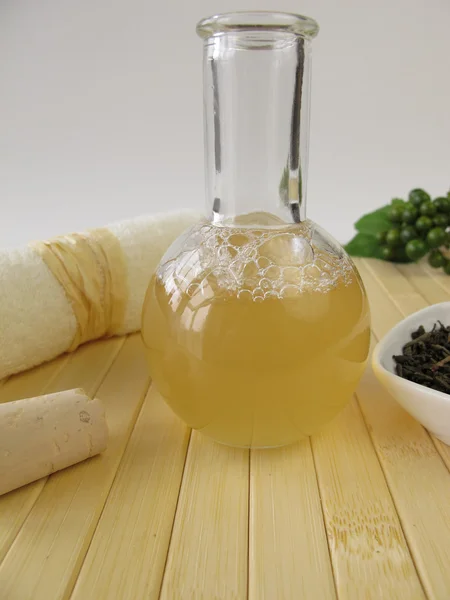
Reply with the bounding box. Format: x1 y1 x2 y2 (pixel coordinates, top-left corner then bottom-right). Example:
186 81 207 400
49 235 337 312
372 302 450 446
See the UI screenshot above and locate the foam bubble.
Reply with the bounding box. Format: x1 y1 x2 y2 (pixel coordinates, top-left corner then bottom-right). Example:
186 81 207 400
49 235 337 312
158 221 353 301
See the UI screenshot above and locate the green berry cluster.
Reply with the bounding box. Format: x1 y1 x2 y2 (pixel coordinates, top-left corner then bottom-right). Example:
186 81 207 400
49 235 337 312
378 189 450 272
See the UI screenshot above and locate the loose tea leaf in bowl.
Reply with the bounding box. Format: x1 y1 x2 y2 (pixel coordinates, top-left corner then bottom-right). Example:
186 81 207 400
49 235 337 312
393 321 450 393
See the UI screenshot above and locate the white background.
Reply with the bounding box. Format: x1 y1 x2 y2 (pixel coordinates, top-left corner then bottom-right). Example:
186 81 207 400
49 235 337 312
1 0 449 248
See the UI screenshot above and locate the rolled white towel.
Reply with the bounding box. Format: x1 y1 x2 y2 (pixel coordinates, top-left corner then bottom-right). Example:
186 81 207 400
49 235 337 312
0 211 200 380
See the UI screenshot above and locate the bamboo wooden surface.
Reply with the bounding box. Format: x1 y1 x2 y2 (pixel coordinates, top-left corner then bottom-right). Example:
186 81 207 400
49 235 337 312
2 259 450 599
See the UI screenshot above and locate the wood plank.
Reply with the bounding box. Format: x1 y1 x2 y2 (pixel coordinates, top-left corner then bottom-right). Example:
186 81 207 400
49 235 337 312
397 260 450 303
312 398 424 600
0 334 150 600
362 258 427 315
71 388 190 600
355 259 450 598
356 260 402 337
249 440 336 600
357 353 450 599
421 260 450 296
0 354 67 406
355 259 413 339
0 338 122 564
159 433 249 600
396 262 450 305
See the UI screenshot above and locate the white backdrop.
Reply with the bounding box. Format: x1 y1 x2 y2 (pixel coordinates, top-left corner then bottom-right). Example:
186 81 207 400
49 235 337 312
1 0 449 248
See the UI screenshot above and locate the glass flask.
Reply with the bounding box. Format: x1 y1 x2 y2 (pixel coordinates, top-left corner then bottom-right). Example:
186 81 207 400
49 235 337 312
142 12 371 448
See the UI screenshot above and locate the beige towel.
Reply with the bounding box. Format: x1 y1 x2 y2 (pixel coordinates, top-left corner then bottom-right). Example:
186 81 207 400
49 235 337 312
0 211 200 380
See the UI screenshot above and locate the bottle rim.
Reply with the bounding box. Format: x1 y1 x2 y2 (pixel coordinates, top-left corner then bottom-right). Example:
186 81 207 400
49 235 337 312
196 11 319 40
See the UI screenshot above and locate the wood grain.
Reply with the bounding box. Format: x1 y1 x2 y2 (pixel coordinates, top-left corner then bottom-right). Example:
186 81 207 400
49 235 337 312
0 353 67 406
312 397 424 599
0 334 150 600
362 258 427 315
357 355 450 600
160 432 249 600
71 388 190 600
396 262 450 305
249 440 336 600
355 260 401 337
421 260 450 296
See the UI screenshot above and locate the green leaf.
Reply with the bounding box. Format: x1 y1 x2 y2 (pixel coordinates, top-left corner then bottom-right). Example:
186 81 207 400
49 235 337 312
344 233 384 259
391 198 405 207
354 205 391 235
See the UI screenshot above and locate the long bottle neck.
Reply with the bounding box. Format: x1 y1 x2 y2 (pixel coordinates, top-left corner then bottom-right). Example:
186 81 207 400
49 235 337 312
202 31 312 226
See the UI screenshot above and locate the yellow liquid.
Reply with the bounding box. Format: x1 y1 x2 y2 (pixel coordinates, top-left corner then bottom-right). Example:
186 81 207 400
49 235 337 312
142 224 370 448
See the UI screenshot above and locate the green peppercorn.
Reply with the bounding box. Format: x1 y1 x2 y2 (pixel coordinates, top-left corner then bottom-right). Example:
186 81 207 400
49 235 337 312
428 250 446 268
405 239 428 261
433 197 450 214
427 227 447 249
402 204 418 224
409 188 431 207
415 215 433 234
400 225 417 244
420 201 437 217
387 206 404 223
381 246 395 261
386 229 402 247
433 213 449 227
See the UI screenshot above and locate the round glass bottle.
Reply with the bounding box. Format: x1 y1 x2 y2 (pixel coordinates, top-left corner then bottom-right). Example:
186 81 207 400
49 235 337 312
142 12 370 448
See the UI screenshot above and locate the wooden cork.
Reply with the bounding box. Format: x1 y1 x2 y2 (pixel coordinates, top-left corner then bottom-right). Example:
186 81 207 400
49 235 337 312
0 388 108 496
